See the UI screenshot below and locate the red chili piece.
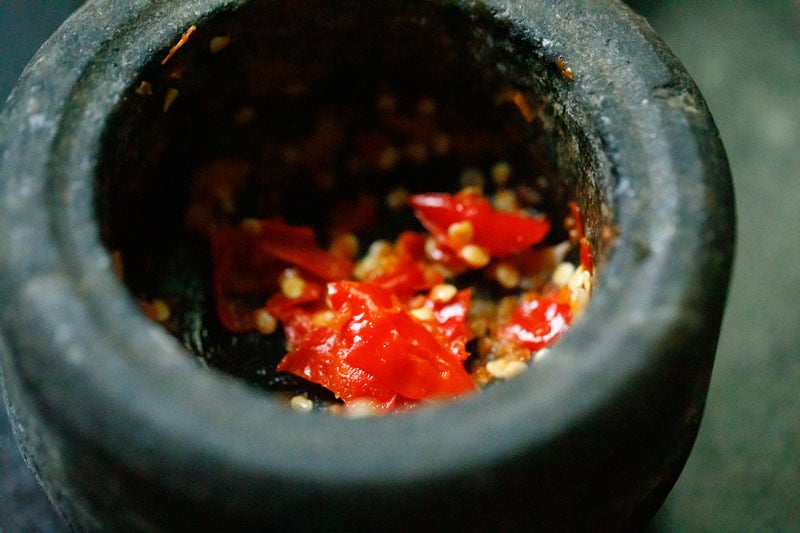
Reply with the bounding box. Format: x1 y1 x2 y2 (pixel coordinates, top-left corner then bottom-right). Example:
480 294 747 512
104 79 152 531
409 190 549 258
498 294 572 351
277 281 475 405
359 231 444 295
210 219 353 332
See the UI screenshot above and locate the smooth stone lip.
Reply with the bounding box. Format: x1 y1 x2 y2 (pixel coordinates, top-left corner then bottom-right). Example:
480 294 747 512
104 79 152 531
0 0 734 530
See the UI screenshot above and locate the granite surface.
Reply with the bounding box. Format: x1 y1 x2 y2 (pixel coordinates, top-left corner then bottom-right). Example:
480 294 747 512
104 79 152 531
1 2 798 531
1 4 86 530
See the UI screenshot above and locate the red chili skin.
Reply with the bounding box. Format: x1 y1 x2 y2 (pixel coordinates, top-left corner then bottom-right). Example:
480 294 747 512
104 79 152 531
276 311 398 410
210 192 571 411
263 280 326 344
579 237 594 272
251 219 354 281
409 190 550 258
498 294 572 351
569 201 585 239
328 282 475 400
277 282 475 404
211 225 284 331
360 231 444 295
210 219 353 332
409 288 473 361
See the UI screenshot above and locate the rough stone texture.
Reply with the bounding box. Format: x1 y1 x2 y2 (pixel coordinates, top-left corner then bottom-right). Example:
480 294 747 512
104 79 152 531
0 5 81 532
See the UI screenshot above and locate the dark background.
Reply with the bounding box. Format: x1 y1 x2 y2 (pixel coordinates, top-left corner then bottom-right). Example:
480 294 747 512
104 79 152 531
1 2 798 531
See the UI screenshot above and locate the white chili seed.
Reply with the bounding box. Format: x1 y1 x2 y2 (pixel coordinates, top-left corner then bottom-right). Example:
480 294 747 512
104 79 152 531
312 310 336 327
552 261 576 286
494 263 521 289
492 189 518 212
290 395 314 413
460 244 490 268
344 399 382 418
430 283 458 303
447 220 474 248
410 307 435 322
486 359 528 379
280 269 306 299
253 309 278 334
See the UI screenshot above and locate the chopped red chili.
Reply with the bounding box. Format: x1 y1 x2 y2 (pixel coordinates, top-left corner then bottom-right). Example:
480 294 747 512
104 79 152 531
210 219 352 332
356 231 444 295
498 294 572 351
207 188 591 414
409 190 550 258
277 281 475 408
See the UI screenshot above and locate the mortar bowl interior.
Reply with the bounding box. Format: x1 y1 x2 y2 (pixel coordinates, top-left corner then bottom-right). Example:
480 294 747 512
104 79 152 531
96 0 606 404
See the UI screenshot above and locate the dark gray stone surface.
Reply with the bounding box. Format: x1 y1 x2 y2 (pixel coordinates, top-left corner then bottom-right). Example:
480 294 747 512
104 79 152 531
0 2 86 524
1 2 797 531
1 5 81 532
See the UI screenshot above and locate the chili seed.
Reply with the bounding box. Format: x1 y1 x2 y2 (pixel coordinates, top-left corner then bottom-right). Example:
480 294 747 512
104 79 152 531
162 88 179 113
572 287 590 316
495 263 521 289
552 261 576 286
533 348 552 362
486 359 527 379
460 244 490 268
344 399 382 418
567 265 591 292
329 232 359 260
135 81 153 96
290 395 314 413
280 269 306 299
254 309 278 334
312 310 336 327
209 35 231 54
430 283 458 303
491 161 512 186
410 307 435 321
137 298 169 322
354 240 392 280
385 187 410 210
492 189 518 212
447 221 474 248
